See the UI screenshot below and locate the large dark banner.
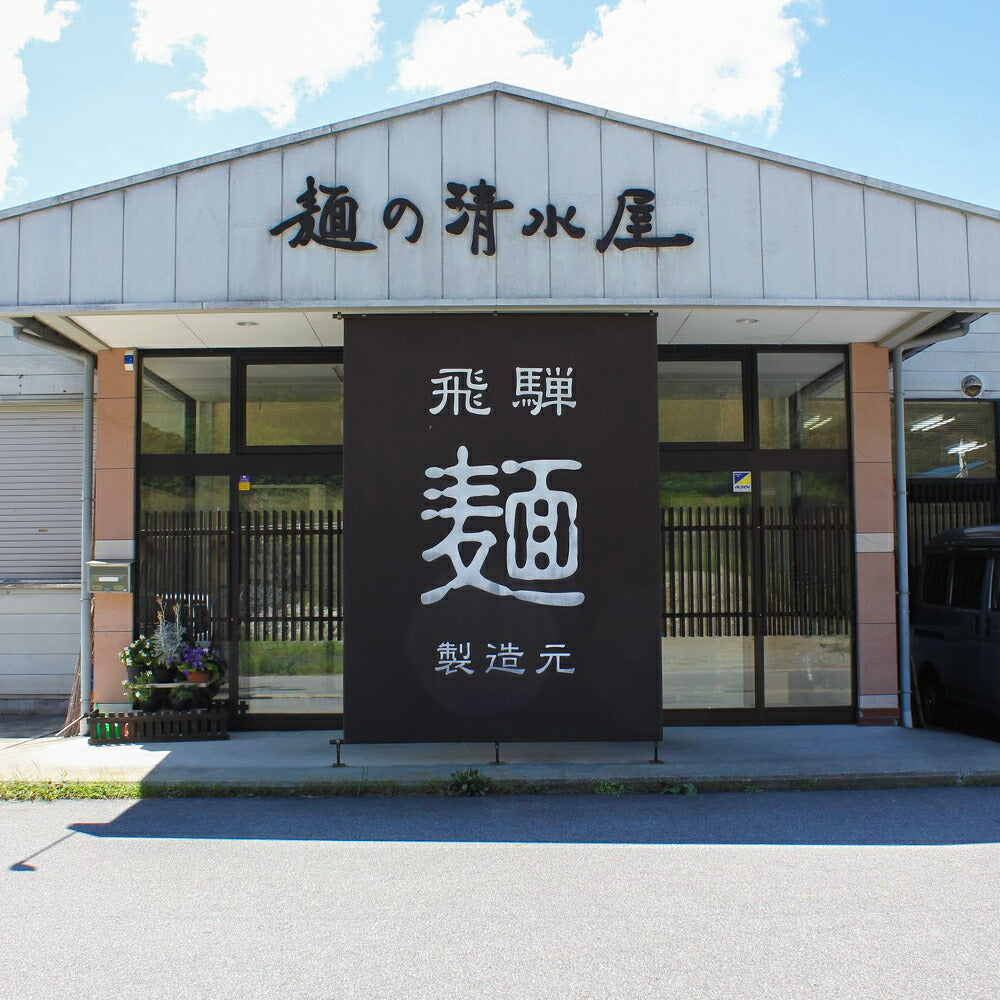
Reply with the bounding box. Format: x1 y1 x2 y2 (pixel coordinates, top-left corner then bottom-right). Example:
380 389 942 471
343 314 661 742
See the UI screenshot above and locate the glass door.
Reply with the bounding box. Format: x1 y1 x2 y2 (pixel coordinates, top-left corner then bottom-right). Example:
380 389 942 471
659 347 854 722
660 471 754 709
236 473 343 717
759 470 853 708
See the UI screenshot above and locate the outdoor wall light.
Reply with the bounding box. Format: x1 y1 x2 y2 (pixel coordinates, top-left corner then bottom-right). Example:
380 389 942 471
962 374 984 397
236 321 260 327
736 317 758 325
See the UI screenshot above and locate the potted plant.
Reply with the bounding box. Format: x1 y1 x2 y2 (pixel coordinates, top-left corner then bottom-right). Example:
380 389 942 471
151 599 185 682
123 669 158 712
118 635 157 683
178 643 225 685
168 685 199 712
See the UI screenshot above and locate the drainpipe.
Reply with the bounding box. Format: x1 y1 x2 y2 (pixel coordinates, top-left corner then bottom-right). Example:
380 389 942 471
9 319 95 737
891 314 984 728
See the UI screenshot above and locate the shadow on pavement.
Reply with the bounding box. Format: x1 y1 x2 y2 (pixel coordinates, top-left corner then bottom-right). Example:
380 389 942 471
928 710 1000 744
67 785 1000 847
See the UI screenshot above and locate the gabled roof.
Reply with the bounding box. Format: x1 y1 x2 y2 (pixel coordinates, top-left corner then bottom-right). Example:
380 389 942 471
2 81 998 223
3 81 999 343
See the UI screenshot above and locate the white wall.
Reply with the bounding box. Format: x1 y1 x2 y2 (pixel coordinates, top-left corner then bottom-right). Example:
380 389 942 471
0 321 82 396
2 91 998 311
0 585 78 710
901 313 1000 399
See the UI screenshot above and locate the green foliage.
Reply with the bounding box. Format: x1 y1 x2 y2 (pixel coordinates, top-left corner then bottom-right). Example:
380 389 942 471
119 635 158 670
662 781 698 796
240 640 344 676
122 669 155 703
0 780 141 801
170 686 197 705
446 768 491 796
593 780 629 795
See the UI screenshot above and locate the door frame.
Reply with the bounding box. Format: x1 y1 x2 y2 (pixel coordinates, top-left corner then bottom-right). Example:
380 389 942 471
658 345 856 725
135 347 345 730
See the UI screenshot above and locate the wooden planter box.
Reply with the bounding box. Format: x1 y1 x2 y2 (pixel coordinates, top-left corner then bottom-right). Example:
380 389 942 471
89 709 230 744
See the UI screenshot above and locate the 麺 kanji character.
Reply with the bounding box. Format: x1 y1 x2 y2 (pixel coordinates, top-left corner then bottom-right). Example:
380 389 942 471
383 197 424 243
421 446 584 607
269 176 376 251
522 204 585 239
486 642 525 675
596 188 693 253
445 179 513 256
429 368 491 416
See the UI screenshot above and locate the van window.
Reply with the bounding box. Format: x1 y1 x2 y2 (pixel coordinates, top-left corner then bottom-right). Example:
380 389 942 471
950 554 988 610
922 553 949 605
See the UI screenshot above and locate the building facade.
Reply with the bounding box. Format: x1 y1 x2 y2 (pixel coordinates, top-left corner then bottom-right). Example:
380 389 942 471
2 84 998 736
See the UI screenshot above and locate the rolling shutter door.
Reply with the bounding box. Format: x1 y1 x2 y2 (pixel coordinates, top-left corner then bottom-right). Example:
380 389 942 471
0 401 83 581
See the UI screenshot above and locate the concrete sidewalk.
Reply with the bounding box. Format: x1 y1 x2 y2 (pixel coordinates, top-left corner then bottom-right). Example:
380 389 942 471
4 722 1000 791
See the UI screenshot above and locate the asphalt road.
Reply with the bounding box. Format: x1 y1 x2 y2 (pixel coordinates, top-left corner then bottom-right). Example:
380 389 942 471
4 788 1000 1000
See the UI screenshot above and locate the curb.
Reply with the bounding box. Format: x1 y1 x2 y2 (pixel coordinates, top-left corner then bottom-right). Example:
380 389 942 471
4 770 1000 800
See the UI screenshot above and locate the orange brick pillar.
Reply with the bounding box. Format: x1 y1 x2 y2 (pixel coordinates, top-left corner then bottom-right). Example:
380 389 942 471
91 349 137 711
850 343 899 724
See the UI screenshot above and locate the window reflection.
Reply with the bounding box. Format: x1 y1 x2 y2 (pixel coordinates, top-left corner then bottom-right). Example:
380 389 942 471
141 356 231 454
658 360 744 443
245 363 343 447
757 353 847 449
904 401 996 479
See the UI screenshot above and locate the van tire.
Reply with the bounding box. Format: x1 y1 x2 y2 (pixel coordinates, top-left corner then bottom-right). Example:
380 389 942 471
919 668 948 727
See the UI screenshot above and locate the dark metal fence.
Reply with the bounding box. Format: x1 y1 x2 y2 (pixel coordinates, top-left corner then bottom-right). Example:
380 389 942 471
761 506 852 636
906 479 1000 577
136 511 230 641
661 506 753 638
239 509 343 641
661 505 852 639
136 509 343 642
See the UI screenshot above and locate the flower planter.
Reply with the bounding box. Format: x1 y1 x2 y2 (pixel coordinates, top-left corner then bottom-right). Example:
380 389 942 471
152 665 177 683
183 669 211 684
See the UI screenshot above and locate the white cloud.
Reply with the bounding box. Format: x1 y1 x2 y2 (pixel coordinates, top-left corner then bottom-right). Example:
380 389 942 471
132 0 382 128
397 0 808 133
0 1 78 198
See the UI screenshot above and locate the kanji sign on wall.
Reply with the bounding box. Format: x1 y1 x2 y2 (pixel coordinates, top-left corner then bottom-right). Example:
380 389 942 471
344 314 662 742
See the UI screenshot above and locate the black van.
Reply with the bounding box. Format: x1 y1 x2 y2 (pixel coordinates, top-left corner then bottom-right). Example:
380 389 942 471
912 526 1000 724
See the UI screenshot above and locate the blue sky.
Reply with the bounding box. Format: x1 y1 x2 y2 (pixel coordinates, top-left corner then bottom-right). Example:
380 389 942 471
4 1 1000 212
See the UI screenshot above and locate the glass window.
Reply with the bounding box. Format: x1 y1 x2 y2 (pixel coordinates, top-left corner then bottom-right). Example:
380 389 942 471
139 475 229 518
950 554 987 610
922 553 949 605
904 401 996 479
658 360 744 443
758 353 847 449
141 356 231 454
245 363 343 447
